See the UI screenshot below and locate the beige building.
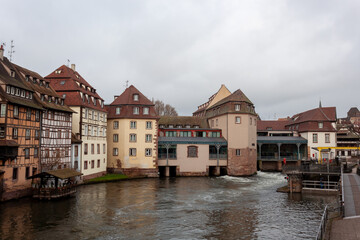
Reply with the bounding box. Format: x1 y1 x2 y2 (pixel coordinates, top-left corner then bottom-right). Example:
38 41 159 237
106 85 158 177
194 85 258 176
45 64 107 180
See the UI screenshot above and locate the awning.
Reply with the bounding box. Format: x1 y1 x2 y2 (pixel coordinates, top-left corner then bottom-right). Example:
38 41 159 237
257 136 307 144
29 168 82 179
0 140 19 147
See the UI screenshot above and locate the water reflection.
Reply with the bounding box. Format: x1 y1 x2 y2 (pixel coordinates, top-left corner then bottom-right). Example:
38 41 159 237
0 172 338 240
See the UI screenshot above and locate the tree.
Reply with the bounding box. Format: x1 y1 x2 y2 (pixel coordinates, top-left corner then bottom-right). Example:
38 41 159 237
154 100 178 116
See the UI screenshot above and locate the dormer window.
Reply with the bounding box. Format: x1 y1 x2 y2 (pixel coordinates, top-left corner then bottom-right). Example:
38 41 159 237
29 93 33 99
33 78 37 84
10 70 15 77
10 87 15 95
21 90 25 98
41 94 44 101
15 88 20 96
25 75 30 81
235 104 240 111
61 99 64 105
169 125 174 128
133 94 139 101
63 94 66 99
143 107 149 115
318 122 323 129
60 81 65 85
45 82 49 88
133 107 139 115
55 70 62 74
6 86 10 94
116 107 121 115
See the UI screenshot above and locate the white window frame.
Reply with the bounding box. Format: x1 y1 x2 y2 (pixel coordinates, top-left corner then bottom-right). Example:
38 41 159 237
143 107 149 115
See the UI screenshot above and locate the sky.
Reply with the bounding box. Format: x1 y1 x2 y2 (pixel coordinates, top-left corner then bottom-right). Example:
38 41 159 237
1 0 359 119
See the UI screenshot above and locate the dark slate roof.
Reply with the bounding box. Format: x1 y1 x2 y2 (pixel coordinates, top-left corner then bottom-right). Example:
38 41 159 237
159 116 209 128
257 136 307 144
158 136 227 145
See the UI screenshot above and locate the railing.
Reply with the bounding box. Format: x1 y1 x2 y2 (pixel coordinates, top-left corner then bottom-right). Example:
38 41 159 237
257 155 303 161
283 165 341 174
302 180 338 190
316 205 328 240
209 154 228 160
158 153 177 160
33 185 77 199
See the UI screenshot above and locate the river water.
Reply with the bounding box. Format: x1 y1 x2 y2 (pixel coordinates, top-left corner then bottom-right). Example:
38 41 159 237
0 172 337 240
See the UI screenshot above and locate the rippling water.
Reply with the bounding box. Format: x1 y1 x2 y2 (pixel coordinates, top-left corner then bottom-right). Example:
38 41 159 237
0 172 337 240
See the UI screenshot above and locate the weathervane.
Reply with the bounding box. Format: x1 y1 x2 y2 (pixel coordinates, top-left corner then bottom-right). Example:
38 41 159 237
8 40 15 62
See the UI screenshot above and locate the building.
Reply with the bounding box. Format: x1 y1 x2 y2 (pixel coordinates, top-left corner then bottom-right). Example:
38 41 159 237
45 64 107 180
194 85 258 176
157 116 228 176
286 106 337 160
13 64 74 171
106 85 158 177
0 46 43 200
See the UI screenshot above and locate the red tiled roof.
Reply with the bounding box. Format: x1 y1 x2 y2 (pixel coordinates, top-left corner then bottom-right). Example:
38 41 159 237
257 120 290 131
289 107 336 124
45 65 106 112
107 85 157 119
111 85 153 106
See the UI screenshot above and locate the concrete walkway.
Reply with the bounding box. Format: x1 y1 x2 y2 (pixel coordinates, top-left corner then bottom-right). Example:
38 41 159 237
330 172 360 239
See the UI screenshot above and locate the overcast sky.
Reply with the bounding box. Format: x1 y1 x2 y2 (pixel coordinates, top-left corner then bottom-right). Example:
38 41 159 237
1 0 359 119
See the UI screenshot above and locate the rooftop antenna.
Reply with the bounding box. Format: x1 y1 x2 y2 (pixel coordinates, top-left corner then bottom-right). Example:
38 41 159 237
124 80 129 88
8 40 15 62
67 59 70 67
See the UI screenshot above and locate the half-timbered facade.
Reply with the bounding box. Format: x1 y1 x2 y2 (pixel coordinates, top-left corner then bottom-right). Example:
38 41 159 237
0 46 43 201
45 64 107 180
14 65 74 171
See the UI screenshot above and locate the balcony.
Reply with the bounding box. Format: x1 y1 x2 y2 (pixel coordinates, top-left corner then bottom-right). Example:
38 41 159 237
209 153 227 160
158 152 177 160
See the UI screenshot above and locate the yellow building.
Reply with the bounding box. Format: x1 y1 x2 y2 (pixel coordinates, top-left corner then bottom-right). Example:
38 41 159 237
107 85 158 177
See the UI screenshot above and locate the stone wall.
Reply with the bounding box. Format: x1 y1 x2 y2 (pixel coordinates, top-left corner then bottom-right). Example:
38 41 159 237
109 168 158 178
82 171 107 181
227 147 257 176
1 188 32 202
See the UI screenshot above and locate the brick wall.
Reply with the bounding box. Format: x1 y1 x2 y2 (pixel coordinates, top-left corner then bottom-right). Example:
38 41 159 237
227 147 257 176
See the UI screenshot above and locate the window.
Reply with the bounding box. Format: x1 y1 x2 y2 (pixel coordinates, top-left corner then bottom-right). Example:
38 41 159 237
130 134 136 142
129 148 136 156
113 121 119 129
188 146 198 158
1 104 6 117
146 134 152 142
113 134 119 142
25 148 30 159
34 148 38 158
113 148 118 156
10 87 15 95
35 130 40 140
130 121 136 129
12 168 18 180
84 161 88 169
216 119 218 126
325 133 330 143
146 121 152 129
133 107 139 115
84 109 88 119
26 167 30 179
84 124 88 136
97 159 100 168
75 145 79 157
103 144 106 154
91 144 94 154
21 90 25 98
235 104 240 111
313 133 318 143
0 124 5 138
97 144 100 154
236 149 241 156
12 128 18 139
250 118 252 125
6 86 10 93
145 148 152 157
116 107 121 115
74 161 79 169
318 122 323 129
35 111 40 121
92 110 94 120
235 117 241 124
84 143 88 155
91 160 95 169
143 107 149 115
13 106 19 118
133 94 139 101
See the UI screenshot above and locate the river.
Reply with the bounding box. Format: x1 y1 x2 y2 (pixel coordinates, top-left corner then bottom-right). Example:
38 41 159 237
0 172 337 240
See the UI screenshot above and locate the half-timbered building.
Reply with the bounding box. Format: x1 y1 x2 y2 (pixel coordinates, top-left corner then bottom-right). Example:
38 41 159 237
13 64 74 171
45 64 107 180
0 46 43 201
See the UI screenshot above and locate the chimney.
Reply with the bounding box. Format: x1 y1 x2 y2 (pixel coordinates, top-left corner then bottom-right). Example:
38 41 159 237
71 64 76 71
0 45 4 60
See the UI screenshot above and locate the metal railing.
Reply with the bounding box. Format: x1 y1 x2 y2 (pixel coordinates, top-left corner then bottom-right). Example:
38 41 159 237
158 153 177 160
302 180 338 190
283 165 341 174
316 205 328 240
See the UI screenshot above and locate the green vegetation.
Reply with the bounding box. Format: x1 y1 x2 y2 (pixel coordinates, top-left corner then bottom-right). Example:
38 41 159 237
86 174 129 184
